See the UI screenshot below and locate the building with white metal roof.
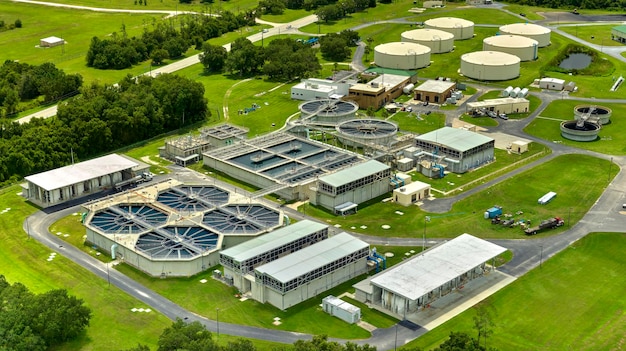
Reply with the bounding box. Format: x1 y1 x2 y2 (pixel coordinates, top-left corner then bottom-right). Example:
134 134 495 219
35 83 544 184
311 160 392 214
220 220 329 291
251 232 369 310
354 234 506 317
40 36 65 47
414 127 494 174
23 154 139 208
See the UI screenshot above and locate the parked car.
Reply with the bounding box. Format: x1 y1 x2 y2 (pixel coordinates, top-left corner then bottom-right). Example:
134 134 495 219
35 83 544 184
486 110 497 118
499 113 508 120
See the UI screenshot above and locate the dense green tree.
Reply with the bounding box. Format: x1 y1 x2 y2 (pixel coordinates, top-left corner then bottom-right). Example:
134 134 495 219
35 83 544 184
263 38 321 80
151 48 169 65
258 0 287 14
157 319 218 351
320 33 352 61
225 38 265 75
199 43 228 73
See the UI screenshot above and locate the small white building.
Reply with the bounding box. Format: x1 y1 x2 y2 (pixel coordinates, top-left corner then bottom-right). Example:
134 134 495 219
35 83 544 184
393 181 431 206
291 78 351 101
511 140 530 154
466 97 530 115
322 295 361 324
40 36 65 48
539 78 565 90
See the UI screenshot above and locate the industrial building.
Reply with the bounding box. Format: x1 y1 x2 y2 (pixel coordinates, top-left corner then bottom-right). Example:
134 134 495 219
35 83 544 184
401 28 455 54
393 181 431 206
611 25 626 43
291 78 352 101
346 74 411 109
414 80 456 104
353 234 506 317
424 17 474 40
460 51 521 81
203 132 363 201
499 23 551 47
40 36 65 47
298 99 359 125
220 220 329 292
83 179 283 277
414 127 495 174
466 97 530 115
538 77 565 90
159 124 248 166
252 232 370 310
374 42 432 70
22 153 149 208
310 159 391 214
483 35 538 61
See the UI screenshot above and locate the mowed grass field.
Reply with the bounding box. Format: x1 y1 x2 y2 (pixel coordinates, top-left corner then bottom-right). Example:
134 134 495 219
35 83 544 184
0 2 165 84
19 0 260 12
0 186 172 351
302 154 611 239
405 232 626 350
525 100 626 155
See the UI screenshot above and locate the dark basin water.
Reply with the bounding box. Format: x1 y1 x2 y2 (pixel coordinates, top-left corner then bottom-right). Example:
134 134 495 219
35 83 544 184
559 53 592 70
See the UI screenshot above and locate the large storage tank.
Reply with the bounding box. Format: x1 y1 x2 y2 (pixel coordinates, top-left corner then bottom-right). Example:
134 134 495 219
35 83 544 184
460 51 520 81
401 28 455 53
483 35 538 61
424 17 474 40
499 23 551 47
374 42 431 70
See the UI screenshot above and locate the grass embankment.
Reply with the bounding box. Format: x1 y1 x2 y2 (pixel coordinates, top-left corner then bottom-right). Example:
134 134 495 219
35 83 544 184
525 100 626 155
0 186 172 351
405 232 626 350
301 154 611 239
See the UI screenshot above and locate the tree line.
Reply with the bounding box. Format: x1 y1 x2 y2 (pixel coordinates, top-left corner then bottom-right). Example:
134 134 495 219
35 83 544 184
0 60 82 117
199 30 359 79
506 0 623 10
0 275 92 351
87 10 256 70
121 318 500 351
0 73 207 184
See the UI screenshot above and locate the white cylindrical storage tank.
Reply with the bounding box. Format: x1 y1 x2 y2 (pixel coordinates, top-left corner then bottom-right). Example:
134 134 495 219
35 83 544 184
483 35 538 61
502 86 513 97
512 87 521 97
499 23 551 47
424 17 474 40
401 28 455 53
374 42 431 70
403 83 415 94
519 87 529 97
460 51 521 81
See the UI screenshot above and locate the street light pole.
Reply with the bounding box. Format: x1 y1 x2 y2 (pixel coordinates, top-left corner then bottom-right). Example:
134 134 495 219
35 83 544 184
422 216 430 254
394 323 398 351
216 308 220 338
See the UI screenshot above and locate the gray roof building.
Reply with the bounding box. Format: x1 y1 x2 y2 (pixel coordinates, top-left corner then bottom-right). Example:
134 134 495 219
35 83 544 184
416 127 493 153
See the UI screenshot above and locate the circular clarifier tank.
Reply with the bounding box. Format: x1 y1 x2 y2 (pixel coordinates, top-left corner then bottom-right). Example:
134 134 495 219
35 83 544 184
574 105 612 125
560 120 601 141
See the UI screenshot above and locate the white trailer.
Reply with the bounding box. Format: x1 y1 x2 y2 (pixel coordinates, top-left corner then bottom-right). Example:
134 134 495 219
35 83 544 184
538 191 557 205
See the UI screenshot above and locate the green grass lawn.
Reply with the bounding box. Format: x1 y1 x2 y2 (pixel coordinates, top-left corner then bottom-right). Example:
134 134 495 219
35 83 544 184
524 100 626 155
558 24 621 46
301 154 610 239
390 111 446 134
25 0 259 12
0 2 165 84
404 232 626 350
0 186 172 351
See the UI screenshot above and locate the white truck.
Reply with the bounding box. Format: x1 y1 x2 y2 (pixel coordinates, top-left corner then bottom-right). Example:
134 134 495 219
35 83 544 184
115 172 153 191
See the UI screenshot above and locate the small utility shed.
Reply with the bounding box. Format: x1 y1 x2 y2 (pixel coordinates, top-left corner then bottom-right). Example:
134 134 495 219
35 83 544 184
394 181 431 206
322 295 361 324
354 234 506 317
539 78 565 90
40 36 65 47
414 80 456 104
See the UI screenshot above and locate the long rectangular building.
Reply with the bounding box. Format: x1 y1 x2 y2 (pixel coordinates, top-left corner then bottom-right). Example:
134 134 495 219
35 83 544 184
251 232 369 310
354 234 506 317
220 220 329 292
23 154 140 208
